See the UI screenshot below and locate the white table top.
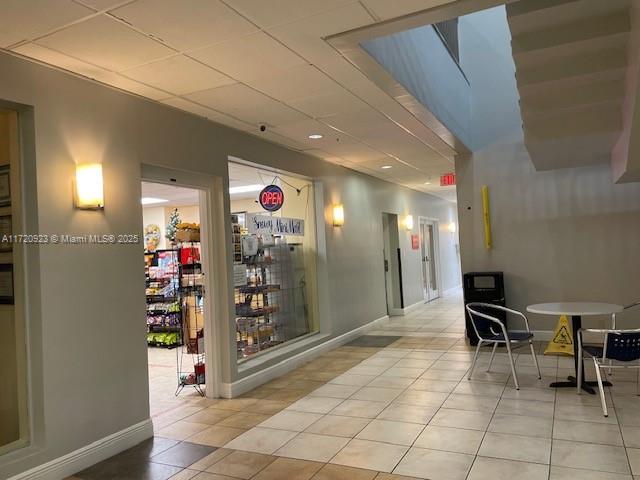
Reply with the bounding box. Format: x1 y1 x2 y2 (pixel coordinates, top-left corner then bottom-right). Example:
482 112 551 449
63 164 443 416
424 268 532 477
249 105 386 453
527 302 623 316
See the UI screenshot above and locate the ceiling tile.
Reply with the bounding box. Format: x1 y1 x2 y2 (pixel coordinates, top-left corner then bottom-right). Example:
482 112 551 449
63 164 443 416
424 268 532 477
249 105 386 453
74 0 134 11
185 83 308 126
361 0 456 21
189 31 307 82
12 43 111 79
223 0 356 29
122 55 235 95
0 0 94 48
91 71 171 99
288 88 369 118
110 0 258 51
245 64 339 104
36 14 174 71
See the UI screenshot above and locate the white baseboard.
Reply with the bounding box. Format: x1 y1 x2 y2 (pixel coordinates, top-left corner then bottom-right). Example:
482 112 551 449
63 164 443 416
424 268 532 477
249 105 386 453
389 300 424 317
443 284 462 296
8 419 153 480
221 314 390 398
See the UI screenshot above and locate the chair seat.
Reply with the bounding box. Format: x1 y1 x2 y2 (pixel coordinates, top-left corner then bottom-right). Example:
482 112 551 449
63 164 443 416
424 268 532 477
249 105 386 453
485 331 534 342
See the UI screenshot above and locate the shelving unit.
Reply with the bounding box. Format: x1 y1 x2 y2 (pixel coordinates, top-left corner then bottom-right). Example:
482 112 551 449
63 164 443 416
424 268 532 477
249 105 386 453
175 239 205 396
145 250 182 348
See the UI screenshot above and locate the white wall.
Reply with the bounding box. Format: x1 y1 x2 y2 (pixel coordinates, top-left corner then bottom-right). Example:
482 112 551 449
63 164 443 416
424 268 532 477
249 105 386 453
457 7 640 331
0 51 460 477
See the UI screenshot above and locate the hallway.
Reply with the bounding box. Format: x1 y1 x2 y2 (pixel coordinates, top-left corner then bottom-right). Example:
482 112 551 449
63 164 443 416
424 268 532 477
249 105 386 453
69 291 640 480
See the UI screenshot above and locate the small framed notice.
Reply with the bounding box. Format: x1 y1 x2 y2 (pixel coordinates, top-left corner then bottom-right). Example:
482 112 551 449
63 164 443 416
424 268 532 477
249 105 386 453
0 166 10 208
0 263 14 304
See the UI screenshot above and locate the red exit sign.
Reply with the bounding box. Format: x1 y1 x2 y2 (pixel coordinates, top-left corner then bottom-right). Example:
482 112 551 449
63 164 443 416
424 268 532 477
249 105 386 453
440 173 456 186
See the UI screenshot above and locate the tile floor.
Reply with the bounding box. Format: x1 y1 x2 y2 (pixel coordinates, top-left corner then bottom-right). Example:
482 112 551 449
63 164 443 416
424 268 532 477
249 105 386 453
68 290 640 480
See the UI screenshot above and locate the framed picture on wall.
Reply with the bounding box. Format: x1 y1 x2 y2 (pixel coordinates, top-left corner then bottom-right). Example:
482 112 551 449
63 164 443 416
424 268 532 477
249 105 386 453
0 263 14 304
0 166 10 208
0 215 11 252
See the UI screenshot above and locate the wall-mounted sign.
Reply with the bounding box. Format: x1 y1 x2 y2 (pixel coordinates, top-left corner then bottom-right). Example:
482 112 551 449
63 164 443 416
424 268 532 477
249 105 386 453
247 214 305 236
259 185 284 212
440 172 456 186
411 234 420 250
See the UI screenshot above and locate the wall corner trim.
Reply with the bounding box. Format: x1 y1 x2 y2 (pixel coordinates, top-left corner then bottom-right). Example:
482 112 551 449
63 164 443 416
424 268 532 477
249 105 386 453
389 300 425 317
7 419 153 480
221 314 390 398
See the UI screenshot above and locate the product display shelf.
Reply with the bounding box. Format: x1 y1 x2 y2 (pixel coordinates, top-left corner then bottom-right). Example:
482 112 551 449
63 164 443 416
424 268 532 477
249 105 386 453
145 249 182 348
175 239 205 397
235 243 285 360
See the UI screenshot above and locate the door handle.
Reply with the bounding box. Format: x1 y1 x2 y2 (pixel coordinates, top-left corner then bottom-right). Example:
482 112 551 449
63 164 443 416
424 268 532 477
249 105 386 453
384 260 389 272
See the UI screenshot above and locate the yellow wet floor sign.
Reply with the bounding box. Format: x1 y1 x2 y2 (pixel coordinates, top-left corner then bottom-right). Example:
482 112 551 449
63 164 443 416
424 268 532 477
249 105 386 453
544 315 574 356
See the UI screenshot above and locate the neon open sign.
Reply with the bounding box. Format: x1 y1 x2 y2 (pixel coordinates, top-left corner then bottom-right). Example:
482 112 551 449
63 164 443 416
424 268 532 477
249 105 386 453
259 185 284 212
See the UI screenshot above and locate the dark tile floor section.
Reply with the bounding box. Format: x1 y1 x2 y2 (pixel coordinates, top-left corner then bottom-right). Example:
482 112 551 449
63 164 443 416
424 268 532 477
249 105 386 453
76 437 215 480
346 335 401 347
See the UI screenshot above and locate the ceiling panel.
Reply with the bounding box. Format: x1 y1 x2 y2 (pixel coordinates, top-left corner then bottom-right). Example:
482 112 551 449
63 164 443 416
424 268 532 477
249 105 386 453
288 88 369 118
75 0 135 11
12 43 112 79
36 14 175 71
0 0 93 48
245 64 340 104
361 0 456 21
189 31 307 82
91 71 172 100
185 83 307 126
223 0 356 29
122 55 235 95
110 0 258 51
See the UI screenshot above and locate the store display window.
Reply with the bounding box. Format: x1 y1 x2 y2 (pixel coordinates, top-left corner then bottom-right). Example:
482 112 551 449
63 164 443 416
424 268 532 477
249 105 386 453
229 162 319 361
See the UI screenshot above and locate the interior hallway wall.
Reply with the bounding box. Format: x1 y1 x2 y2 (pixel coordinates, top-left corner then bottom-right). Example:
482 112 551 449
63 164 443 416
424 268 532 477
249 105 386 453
457 7 640 331
0 51 460 478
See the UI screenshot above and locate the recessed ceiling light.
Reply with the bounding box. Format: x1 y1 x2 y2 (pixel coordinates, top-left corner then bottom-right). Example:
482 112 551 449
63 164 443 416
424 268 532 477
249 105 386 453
229 184 264 194
141 197 168 205
308 133 323 139
381 165 392 169
424 182 431 185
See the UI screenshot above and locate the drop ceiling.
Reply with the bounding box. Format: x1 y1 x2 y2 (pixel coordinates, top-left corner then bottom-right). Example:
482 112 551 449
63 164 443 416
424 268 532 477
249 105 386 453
2 0 468 202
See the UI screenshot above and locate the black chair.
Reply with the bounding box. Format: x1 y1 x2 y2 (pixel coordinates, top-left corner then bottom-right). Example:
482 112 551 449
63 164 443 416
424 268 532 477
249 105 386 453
466 303 541 390
578 326 640 417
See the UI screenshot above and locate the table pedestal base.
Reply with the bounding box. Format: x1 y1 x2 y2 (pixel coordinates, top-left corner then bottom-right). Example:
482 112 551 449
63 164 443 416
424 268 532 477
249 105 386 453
550 375 612 395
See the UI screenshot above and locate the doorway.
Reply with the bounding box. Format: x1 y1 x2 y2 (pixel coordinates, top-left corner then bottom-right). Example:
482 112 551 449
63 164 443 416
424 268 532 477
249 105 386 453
419 218 440 302
140 170 218 415
382 213 403 315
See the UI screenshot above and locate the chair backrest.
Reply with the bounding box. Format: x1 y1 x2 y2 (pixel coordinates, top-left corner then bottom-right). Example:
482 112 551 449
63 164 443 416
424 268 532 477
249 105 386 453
466 303 506 341
605 331 640 362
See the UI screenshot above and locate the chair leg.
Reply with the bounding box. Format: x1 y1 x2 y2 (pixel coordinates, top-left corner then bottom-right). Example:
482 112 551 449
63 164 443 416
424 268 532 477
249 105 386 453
468 341 483 381
529 340 541 379
577 341 583 395
505 341 519 390
593 358 608 417
487 343 498 372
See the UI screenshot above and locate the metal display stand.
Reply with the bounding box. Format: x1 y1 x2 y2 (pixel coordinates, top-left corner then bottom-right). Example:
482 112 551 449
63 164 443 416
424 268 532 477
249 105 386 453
175 240 205 397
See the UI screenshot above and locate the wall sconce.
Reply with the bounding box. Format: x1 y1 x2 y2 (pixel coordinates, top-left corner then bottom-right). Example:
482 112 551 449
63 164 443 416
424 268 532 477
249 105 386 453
332 204 344 227
75 163 104 210
404 215 414 231
449 222 457 233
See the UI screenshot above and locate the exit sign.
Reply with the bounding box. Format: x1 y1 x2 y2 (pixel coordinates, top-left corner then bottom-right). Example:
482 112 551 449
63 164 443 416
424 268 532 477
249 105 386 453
440 173 456 186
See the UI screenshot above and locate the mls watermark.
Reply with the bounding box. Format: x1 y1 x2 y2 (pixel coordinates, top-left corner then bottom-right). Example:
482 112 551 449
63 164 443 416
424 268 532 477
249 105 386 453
1 234 140 245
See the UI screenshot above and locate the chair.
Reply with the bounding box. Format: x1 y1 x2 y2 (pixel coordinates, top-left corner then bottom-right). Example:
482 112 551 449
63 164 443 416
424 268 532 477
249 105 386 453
466 302 541 390
608 302 640 375
578 326 640 417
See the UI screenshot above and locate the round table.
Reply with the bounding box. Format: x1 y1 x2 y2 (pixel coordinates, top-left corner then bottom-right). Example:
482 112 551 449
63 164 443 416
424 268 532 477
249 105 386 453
527 302 623 394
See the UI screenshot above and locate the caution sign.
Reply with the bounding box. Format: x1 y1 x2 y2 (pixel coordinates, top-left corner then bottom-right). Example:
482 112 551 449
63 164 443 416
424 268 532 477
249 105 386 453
544 315 574 356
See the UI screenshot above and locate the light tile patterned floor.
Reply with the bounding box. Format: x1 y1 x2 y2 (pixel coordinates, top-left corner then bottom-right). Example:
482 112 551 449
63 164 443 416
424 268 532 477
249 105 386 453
71 289 640 480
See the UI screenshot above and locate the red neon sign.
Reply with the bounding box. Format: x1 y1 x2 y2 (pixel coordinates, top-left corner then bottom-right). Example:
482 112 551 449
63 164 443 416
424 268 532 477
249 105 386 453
259 185 284 212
